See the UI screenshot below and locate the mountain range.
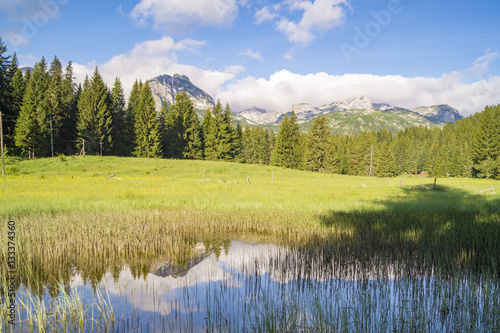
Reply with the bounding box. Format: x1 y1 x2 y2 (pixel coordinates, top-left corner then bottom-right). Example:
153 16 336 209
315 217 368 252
148 74 463 134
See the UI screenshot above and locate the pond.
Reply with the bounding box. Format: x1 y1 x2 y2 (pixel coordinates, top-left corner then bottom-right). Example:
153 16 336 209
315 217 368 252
9 240 500 332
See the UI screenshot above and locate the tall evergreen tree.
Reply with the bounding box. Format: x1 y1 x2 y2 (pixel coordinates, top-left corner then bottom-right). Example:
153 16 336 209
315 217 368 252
376 141 397 177
133 81 161 158
77 67 113 155
181 93 203 159
123 80 142 156
473 105 500 178
0 38 12 149
272 111 301 168
110 78 127 155
58 62 77 155
46 56 65 155
306 115 331 171
6 66 25 151
14 57 50 157
202 108 217 160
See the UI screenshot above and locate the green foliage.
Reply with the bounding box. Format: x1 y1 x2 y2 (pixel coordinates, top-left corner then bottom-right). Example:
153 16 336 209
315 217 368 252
473 105 500 178
162 90 203 159
110 77 127 156
306 115 331 171
14 57 50 157
77 68 113 155
202 100 237 161
133 81 162 158
272 111 301 169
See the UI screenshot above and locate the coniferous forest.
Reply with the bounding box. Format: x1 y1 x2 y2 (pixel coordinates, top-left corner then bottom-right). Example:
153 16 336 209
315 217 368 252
1 38 499 179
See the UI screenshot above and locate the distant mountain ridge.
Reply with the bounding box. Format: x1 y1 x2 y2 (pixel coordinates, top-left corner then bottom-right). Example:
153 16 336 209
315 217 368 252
147 74 463 133
148 74 215 112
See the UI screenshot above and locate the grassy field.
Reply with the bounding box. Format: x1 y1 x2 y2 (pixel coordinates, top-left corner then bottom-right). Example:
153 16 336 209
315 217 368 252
1 155 498 219
1 156 500 331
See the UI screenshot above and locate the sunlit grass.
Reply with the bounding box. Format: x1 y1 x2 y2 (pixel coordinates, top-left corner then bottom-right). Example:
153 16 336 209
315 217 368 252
1 156 499 331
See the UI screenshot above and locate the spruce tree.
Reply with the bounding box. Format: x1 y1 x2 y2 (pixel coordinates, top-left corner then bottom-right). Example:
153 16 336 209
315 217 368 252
223 103 239 160
181 93 203 159
306 115 330 171
473 105 500 178
202 108 217 160
0 38 12 147
58 62 77 154
110 78 127 155
162 91 187 158
14 57 50 157
46 56 65 155
242 124 255 163
376 141 397 177
124 80 142 156
6 66 25 151
77 67 113 155
133 81 161 158
272 111 300 168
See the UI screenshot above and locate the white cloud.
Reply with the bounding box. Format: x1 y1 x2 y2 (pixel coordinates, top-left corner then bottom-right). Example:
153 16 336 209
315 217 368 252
238 49 264 61
254 6 277 24
131 0 239 31
255 0 349 45
224 65 245 75
0 0 67 48
468 50 499 79
216 69 500 116
39 41 500 118
71 37 233 100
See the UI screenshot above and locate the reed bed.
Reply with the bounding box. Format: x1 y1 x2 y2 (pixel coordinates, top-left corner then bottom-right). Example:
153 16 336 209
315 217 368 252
1 156 499 331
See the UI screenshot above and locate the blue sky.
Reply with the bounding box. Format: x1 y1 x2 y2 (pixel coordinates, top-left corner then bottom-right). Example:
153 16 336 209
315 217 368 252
1 0 500 115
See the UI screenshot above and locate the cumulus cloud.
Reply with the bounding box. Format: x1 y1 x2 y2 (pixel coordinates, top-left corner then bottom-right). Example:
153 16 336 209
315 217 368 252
61 42 500 118
131 0 239 32
238 49 264 61
217 69 500 116
255 0 349 45
71 37 234 100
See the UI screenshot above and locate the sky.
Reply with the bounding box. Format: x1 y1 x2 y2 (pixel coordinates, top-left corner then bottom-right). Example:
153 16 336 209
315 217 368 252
1 0 500 116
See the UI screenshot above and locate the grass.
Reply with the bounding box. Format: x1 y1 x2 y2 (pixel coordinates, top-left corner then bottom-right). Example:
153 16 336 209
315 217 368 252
1 156 499 331
1 155 498 219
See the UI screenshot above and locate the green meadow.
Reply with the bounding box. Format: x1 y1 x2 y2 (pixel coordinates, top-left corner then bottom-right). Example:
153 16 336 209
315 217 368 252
1 156 500 331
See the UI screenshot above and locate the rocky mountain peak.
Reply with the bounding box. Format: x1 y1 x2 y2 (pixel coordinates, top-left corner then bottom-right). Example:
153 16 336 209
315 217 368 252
148 74 214 112
412 104 463 124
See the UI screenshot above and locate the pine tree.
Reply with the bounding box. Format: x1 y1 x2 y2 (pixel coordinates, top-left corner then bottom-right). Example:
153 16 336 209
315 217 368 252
77 67 113 155
110 78 127 155
56 61 77 155
202 108 217 160
123 80 142 156
272 111 301 168
376 141 397 177
473 105 500 178
46 56 65 155
14 57 50 157
133 81 162 158
162 91 187 158
181 93 203 159
306 115 331 171
0 38 12 148
6 66 25 152
213 100 232 160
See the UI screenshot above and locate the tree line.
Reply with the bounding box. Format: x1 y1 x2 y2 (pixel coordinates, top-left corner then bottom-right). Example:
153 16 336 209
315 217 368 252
1 38 499 179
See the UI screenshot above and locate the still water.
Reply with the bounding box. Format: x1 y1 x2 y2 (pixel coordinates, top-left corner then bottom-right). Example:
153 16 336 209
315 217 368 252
13 240 500 332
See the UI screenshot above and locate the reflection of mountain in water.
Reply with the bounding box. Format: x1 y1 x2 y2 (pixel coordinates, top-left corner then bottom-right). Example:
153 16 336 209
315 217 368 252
150 244 212 278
